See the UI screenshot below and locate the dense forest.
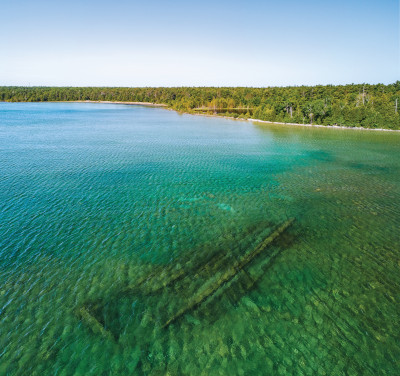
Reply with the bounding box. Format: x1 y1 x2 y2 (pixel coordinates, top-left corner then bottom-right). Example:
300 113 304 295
1 83 399 129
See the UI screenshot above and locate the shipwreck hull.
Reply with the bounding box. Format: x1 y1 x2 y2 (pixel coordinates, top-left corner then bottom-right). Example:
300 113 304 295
76 218 296 341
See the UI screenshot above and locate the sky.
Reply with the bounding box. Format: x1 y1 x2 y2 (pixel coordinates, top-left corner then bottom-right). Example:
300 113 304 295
0 0 399 87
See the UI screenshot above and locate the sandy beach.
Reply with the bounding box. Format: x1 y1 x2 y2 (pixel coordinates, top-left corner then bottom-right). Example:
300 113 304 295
246 118 400 132
176 110 400 132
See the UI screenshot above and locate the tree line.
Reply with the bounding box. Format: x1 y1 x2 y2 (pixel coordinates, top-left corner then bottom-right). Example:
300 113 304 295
1 83 399 129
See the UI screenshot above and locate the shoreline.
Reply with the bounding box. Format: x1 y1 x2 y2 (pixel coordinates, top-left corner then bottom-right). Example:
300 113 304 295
246 118 400 132
2 100 399 132
59 100 167 107
178 111 400 132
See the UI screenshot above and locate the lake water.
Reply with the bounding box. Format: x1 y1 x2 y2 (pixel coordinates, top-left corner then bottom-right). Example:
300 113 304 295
0 102 399 375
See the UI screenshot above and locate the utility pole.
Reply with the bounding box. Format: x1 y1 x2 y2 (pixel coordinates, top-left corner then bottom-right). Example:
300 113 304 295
396 98 398 114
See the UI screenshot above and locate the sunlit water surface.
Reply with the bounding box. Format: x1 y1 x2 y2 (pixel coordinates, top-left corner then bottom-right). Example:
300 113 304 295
0 102 399 375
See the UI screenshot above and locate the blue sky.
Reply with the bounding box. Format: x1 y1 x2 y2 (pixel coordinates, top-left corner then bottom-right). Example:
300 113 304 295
0 0 398 86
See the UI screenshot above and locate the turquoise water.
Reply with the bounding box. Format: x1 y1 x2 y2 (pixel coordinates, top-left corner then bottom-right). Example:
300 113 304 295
0 102 399 375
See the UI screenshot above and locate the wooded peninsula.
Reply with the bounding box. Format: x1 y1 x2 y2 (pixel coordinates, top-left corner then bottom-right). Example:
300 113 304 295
1 83 399 129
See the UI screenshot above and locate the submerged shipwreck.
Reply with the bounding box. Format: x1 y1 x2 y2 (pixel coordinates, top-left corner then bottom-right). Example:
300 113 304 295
76 218 295 342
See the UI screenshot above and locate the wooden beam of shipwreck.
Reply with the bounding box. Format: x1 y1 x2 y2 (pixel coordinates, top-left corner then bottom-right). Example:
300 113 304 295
77 306 116 342
162 217 295 328
122 223 269 296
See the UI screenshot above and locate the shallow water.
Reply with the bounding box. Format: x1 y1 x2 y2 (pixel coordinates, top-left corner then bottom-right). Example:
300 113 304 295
0 102 399 375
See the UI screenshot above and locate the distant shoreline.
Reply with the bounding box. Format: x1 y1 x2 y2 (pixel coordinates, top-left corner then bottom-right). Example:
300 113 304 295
2 100 399 132
58 100 167 107
67 101 400 132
